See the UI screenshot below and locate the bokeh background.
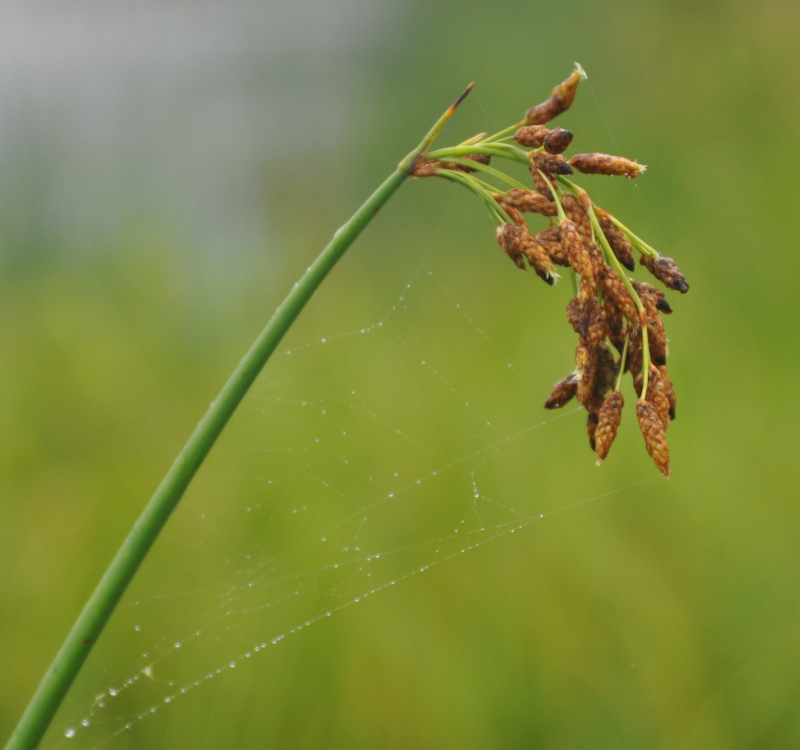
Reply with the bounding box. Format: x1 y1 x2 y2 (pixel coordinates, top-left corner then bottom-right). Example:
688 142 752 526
2 0 800 748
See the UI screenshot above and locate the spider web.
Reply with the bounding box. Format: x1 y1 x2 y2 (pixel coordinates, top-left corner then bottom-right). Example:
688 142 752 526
48 228 653 749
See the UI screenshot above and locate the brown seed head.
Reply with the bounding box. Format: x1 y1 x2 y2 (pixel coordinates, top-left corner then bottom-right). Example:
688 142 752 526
595 390 624 463
582 298 608 352
519 231 559 284
495 223 527 270
658 364 677 421
559 219 594 279
587 410 599 451
567 297 588 338
640 254 690 293
504 188 557 216
513 125 549 148
596 209 635 271
543 128 574 155
561 193 592 242
529 165 554 200
537 228 569 266
602 268 638 323
544 373 578 409
569 153 647 179
525 64 586 125
534 151 574 179
636 398 671 477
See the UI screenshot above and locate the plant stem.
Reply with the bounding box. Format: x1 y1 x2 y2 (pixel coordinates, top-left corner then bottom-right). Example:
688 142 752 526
4 84 473 750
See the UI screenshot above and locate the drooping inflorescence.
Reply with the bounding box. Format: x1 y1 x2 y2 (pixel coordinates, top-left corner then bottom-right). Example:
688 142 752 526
411 64 689 476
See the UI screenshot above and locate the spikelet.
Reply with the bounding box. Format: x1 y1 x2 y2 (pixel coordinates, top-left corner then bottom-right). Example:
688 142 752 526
533 151 573 180
569 153 646 179
602 268 639 323
596 209 635 271
561 193 592 243
495 223 527 270
519 231 559 284
636 399 671 477
513 125 550 148
543 128 574 155
537 228 569 266
525 64 586 125
544 373 578 409
595 390 624 463
560 219 594 280
504 188 557 216
640 254 690 293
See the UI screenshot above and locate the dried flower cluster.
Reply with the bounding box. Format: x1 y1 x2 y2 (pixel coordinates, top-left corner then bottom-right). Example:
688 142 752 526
412 65 689 476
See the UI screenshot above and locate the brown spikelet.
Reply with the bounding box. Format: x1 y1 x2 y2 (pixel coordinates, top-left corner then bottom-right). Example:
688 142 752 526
579 273 599 306
561 193 592 242
646 365 672 428
530 165 554 200
534 151 573 180
587 410 599 451
525 65 586 125
513 125 550 148
636 399 671 477
519 231 558 284
543 128 574 155
596 209 635 271
581 298 606 351
537 228 569 266
627 331 643 379
659 364 677 421
602 268 639 323
595 390 624 463
560 219 594 279
595 343 618 395
566 297 588 338
544 373 578 409
569 153 646 179
495 224 527 270
504 188 557 216
640 254 690 293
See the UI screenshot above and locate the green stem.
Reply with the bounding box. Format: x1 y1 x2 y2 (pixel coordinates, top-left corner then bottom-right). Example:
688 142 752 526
4 84 474 750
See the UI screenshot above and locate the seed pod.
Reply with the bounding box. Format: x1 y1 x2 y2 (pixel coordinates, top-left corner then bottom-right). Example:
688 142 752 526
504 188 557 216
560 219 594 279
525 64 586 125
567 297 588 338
495 223 527 270
579 273 599 306
596 209 635 271
569 153 646 179
646 365 672 427
627 331 643 379
519 232 558 284
602 268 638 323
581 297 607 351
604 297 627 354
534 151 573 179
537 228 569 266
595 390 624 463
544 373 578 409
543 127 574 154
636 398 671 477
595 343 618 396
530 165 554 200
561 193 592 242
659 364 677 421
640 254 690 293
587 410 599 451
513 125 549 148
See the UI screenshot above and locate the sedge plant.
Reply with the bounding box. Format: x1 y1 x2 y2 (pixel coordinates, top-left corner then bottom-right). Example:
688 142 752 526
4 65 689 750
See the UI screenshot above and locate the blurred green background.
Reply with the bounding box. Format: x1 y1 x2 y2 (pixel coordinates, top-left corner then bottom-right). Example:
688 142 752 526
2 0 800 748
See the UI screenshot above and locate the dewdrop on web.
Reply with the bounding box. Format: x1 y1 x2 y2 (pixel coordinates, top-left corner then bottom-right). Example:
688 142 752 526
414 63 690 476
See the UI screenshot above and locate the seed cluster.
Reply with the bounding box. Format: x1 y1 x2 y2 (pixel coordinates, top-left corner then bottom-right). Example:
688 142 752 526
412 65 690 476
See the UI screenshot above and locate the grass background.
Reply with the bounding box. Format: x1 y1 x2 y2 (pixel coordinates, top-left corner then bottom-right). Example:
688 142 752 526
2 0 800 748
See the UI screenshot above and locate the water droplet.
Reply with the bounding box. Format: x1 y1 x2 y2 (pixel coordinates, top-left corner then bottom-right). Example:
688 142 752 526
134 624 141 632
65 728 76 738
108 688 118 697
229 662 237 669
174 642 182 649
81 719 90 727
